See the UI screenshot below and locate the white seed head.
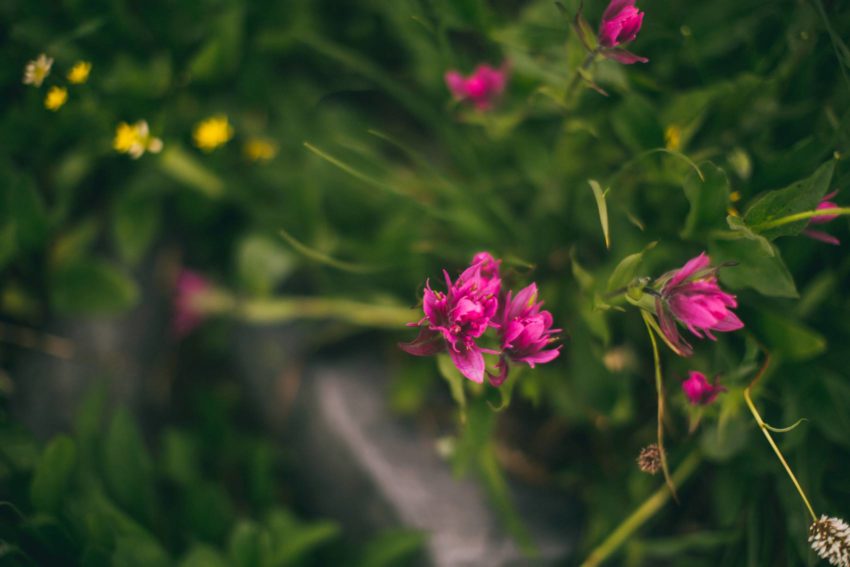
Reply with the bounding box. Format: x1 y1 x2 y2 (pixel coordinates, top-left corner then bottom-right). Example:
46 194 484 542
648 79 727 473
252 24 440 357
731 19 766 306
809 515 850 567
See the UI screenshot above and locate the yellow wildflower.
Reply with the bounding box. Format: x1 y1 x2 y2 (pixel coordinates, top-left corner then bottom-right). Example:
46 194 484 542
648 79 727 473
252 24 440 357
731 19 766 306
114 120 163 159
244 138 277 162
67 61 92 84
664 124 681 151
729 191 741 203
44 86 68 111
193 115 233 152
23 54 53 87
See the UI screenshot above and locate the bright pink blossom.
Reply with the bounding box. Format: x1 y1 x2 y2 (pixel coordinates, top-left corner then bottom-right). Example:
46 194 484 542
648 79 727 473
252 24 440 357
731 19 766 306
803 191 841 245
682 371 725 406
597 0 648 64
173 269 212 338
444 64 508 110
489 283 561 387
400 254 502 383
655 252 743 357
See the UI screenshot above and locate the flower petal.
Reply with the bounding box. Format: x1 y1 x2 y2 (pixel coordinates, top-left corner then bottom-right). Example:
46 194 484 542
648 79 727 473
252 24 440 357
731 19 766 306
398 327 445 356
449 346 485 383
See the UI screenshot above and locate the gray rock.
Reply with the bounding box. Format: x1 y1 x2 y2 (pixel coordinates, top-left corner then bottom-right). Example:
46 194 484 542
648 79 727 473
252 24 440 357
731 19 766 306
289 355 578 566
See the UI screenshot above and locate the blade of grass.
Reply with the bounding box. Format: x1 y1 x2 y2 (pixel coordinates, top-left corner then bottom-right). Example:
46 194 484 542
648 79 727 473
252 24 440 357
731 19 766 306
279 228 385 274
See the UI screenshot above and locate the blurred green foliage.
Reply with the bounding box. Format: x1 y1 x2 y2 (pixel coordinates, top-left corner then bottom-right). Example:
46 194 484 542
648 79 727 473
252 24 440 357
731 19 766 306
2 0 850 564
0 381 424 566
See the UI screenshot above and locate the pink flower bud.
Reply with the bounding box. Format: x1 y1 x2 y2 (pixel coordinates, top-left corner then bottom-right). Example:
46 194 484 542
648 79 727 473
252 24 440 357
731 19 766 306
597 0 648 64
444 63 508 110
682 371 725 406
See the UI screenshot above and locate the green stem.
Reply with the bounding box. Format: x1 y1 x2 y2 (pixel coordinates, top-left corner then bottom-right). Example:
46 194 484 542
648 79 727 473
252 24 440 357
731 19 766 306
641 311 677 499
236 297 416 328
564 49 600 102
749 207 850 232
744 347 817 522
580 451 701 567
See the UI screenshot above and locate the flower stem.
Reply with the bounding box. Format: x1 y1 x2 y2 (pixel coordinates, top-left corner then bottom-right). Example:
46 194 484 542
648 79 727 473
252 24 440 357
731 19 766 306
641 311 677 500
748 207 850 232
744 347 817 522
241 297 416 328
580 451 701 567
564 49 600 103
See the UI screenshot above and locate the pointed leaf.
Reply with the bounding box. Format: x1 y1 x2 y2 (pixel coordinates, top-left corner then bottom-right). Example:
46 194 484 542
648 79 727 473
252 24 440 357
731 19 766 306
682 163 731 237
30 436 77 515
588 180 610 249
743 160 835 239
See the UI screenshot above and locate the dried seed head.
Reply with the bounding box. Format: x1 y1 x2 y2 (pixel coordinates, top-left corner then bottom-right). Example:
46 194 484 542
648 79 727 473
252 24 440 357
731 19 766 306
636 444 661 475
809 515 850 567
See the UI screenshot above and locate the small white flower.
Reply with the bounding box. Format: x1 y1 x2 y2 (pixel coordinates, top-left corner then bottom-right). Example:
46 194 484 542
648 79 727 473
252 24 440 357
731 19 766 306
23 53 53 87
810 515 850 567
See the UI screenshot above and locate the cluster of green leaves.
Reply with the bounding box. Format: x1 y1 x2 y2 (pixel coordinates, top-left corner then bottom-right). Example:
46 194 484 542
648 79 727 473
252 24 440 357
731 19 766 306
0 383 423 566
3 0 850 564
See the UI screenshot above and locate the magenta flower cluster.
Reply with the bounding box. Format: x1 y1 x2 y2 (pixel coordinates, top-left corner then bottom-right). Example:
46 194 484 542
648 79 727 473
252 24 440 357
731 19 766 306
400 253 561 385
655 252 744 357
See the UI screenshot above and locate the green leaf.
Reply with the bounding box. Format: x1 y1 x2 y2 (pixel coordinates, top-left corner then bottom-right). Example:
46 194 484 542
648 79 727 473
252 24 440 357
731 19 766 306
570 252 595 292
4 172 48 252
102 408 155 523
74 382 107 464
50 259 139 314
752 311 826 361
356 530 425 567
743 160 835 239
611 96 665 153
159 145 225 198
0 223 17 270
180 480 234 541
228 521 262 567
437 354 467 415
237 234 296 295
700 414 750 462
681 163 731 237
800 371 850 449
709 238 798 298
111 536 170 567
180 545 228 567
113 190 161 265
607 241 657 292
160 428 200 485
588 180 610 249
188 7 245 82
263 509 339 567
50 219 100 268
30 435 77 515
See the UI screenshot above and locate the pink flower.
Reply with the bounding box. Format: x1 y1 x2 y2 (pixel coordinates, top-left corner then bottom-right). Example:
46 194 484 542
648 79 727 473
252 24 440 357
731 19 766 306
489 283 561 387
655 252 743 357
803 191 841 245
597 0 648 64
444 64 508 110
400 254 502 383
173 269 212 338
681 371 725 406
